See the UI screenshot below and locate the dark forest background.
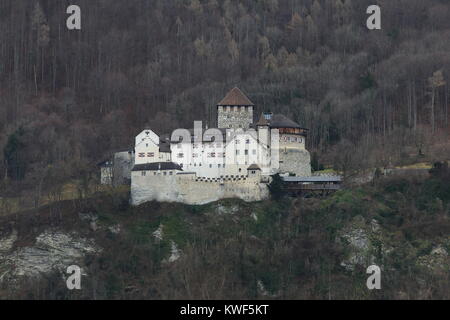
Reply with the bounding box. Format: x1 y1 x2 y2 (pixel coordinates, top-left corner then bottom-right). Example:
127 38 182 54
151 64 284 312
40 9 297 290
1 0 450 195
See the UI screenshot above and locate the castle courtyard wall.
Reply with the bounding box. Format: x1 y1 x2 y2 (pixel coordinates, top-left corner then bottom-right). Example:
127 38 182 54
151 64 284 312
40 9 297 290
131 173 269 206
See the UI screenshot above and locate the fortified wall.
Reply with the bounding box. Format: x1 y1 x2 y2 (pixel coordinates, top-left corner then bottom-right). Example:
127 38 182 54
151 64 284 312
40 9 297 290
131 173 269 206
279 149 312 177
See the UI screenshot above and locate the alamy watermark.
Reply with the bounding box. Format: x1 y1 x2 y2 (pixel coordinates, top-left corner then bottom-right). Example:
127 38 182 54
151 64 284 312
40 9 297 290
66 5 81 30
170 121 280 169
366 265 381 290
367 5 381 30
66 265 82 290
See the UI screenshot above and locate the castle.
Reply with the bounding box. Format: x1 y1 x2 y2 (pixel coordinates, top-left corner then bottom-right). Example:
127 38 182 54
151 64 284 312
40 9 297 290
101 88 312 205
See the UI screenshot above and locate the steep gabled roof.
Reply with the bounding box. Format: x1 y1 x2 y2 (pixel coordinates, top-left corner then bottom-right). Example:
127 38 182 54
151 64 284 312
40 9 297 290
218 87 254 106
256 113 269 126
269 114 302 129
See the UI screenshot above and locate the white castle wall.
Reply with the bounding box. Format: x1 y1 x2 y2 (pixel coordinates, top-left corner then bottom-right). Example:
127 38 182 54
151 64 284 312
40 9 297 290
131 172 269 206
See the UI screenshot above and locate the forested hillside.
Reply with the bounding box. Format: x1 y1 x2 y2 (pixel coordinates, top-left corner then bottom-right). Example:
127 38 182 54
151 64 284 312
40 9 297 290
1 0 450 194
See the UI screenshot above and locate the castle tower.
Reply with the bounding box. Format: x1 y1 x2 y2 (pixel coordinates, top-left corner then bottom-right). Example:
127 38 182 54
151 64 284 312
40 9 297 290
256 112 271 148
217 87 254 130
268 114 311 177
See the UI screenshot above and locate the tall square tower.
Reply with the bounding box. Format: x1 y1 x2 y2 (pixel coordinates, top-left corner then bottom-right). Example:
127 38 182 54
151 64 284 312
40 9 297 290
217 87 254 130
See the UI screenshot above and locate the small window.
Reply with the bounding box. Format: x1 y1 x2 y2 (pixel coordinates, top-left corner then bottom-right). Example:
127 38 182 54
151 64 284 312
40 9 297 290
245 150 248 155
163 172 167 176
236 150 240 155
141 171 146 176
209 164 212 168
169 171 173 175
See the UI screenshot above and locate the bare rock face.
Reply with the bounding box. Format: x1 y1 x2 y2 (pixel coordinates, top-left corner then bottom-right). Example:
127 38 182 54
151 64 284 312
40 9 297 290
0 229 18 253
338 216 383 271
417 245 449 273
0 230 100 283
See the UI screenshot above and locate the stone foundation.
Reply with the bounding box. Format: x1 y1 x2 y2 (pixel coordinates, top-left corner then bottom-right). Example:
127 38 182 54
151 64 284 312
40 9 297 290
131 173 269 206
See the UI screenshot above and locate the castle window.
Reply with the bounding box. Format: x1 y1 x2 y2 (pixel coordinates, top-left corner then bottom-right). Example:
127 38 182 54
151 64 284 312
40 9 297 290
177 153 184 158
236 150 240 155
209 164 212 168
141 171 146 176
138 153 145 157
163 172 167 176
148 152 154 157
245 150 248 155
246 139 250 144
169 171 173 175
239 168 242 173
218 164 221 168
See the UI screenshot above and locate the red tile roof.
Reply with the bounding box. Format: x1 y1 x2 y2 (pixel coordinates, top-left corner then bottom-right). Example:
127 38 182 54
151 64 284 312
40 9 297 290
218 87 254 106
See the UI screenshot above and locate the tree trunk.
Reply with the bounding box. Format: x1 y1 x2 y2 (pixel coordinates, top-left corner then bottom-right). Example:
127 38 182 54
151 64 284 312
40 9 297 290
431 88 435 133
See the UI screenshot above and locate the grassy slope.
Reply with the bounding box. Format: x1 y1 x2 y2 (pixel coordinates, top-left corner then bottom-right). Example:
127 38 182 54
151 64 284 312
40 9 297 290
1 174 449 300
